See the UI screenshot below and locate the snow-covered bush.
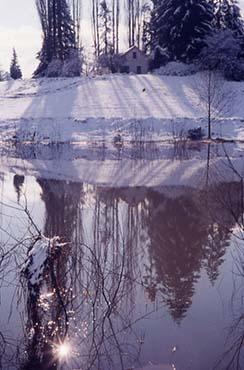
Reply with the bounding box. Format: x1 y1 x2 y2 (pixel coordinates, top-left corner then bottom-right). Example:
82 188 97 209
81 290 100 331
62 49 83 77
37 49 82 78
97 53 122 74
45 59 63 77
0 68 11 81
23 236 67 290
153 61 200 76
199 30 244 80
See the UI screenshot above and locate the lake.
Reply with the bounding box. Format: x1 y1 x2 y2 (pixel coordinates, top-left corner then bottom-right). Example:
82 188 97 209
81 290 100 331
0 142 244 370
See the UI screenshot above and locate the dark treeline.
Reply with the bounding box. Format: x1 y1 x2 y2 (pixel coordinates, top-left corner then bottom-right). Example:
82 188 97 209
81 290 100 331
150 0 243 60
34 0 82 77
11 0 243 77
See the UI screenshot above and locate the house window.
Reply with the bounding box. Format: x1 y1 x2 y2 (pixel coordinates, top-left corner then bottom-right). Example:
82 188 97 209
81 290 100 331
137 66 142 74
133 52 137 59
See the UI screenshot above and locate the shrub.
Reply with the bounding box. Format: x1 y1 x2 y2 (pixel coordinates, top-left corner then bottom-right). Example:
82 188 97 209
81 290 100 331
199 29 244 80
62 49 82 77
45 59 63 77
153 61 199 76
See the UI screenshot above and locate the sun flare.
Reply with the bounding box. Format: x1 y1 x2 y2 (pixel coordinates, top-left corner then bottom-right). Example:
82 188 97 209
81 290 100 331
55 341 72 360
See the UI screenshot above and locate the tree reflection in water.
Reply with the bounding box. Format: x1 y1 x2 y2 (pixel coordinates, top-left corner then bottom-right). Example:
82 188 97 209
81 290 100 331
141 181 242 322
20 180 145 370
210 149 244 370
0 153 244 369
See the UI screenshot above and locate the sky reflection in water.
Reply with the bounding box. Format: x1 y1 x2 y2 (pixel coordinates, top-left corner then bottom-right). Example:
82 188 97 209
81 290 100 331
0 144 244 370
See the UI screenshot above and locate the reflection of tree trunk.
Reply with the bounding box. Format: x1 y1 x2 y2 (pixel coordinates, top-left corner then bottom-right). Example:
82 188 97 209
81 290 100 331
83 187 143 368
206 142 211 187
23 288 58 370
92 187 142 311
241 178 244 227
18 181 243 368
37 178 83 328
22 179 83 369
13 174 25 203
37 179 82 239
207 71 211 140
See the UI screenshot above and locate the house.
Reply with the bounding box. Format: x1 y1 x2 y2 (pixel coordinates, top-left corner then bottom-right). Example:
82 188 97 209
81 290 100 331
118 45 149 74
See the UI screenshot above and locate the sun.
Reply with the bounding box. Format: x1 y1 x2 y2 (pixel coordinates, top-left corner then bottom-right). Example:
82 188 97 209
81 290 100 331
54 340 72 360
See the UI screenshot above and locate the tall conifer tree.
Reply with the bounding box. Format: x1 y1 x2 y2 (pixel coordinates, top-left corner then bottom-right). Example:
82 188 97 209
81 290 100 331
150 0 214 62
35 0 80 77
214 0 244 35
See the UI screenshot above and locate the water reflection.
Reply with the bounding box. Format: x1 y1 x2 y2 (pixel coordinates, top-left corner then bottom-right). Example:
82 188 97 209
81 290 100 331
0 147 244 369
23 180 244 368
37 179 83 239
21 179 82 370
143 181 243 322
13 175 25 203
21 237 73 370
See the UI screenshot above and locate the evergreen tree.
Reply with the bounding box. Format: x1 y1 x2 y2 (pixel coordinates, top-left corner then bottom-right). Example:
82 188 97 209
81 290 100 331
35 0 81 77
99 0 113 55
150 0 214 63
199 29 244 80
10 49 22 80
214 0 244 35
141 2 152 53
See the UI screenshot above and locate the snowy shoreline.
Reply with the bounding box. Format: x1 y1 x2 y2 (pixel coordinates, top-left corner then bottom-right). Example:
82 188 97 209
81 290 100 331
1 140 244 189
1 116 244 145
0 74 244 144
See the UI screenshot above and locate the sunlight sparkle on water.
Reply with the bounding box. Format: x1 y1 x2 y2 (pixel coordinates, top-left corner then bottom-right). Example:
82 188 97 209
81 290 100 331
54 341 72 360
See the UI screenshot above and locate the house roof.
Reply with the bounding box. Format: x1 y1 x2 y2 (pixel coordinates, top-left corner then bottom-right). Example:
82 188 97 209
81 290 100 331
120 45 147 58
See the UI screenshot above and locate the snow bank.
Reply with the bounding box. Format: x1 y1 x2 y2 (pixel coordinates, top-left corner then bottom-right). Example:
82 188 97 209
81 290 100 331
153 62 200 76
0 74 243 143
0 116 244 145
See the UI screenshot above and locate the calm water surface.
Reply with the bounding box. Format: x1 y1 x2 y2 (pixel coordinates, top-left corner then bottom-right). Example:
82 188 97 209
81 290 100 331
0 143 244 370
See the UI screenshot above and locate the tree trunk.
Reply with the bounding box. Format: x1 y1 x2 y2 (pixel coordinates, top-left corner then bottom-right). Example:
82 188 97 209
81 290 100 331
116 0 119 53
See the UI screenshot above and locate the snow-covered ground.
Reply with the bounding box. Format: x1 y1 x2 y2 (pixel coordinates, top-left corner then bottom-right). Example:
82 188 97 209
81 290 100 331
0 74 244 144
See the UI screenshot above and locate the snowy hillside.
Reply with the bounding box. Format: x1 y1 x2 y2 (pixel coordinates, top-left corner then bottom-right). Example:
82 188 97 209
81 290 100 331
0 74 243 143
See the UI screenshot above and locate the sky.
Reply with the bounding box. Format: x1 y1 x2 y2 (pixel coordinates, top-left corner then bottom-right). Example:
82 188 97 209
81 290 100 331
0 0 244 77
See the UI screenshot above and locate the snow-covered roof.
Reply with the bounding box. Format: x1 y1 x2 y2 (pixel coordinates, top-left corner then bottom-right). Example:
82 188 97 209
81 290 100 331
120 45 147 57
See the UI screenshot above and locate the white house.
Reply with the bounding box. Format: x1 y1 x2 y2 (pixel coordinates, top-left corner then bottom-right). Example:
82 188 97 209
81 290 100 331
118 45 149 74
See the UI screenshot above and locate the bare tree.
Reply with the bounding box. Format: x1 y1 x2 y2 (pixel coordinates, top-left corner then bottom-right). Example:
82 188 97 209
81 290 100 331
69 0 82 48
194 70 233 140
127 0 148 48
111 0 120 53
115 0 120 53
92 0 120 61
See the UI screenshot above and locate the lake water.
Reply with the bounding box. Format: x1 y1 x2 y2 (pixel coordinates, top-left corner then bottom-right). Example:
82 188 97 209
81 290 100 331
0 142 244 370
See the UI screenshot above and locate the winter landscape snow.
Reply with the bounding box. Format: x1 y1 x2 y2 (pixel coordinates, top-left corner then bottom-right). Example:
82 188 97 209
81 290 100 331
0 73 244 145
2 0 244 369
